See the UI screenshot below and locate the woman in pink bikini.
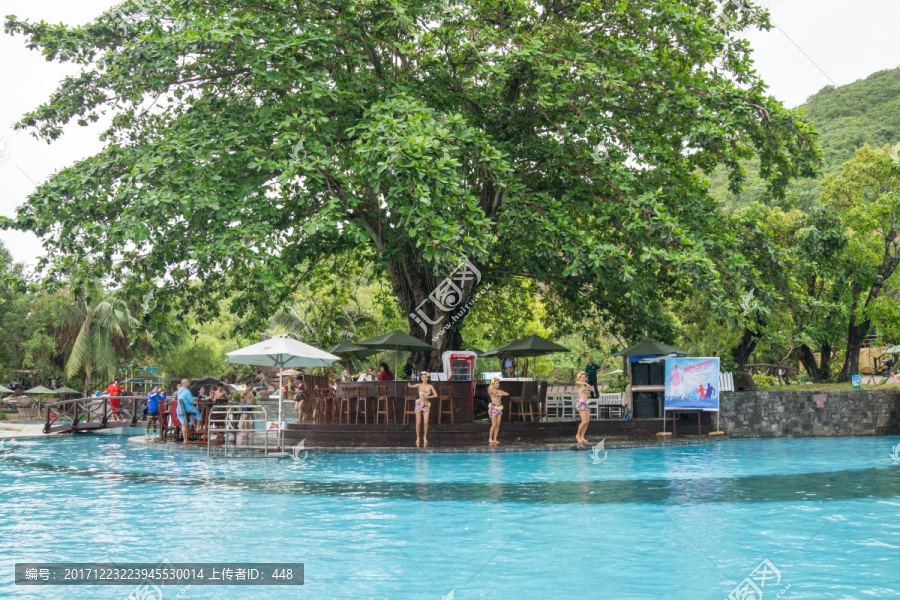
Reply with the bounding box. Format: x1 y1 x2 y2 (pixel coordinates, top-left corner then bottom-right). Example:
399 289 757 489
408 372 438 448
487 377 508 446
574 371 592 445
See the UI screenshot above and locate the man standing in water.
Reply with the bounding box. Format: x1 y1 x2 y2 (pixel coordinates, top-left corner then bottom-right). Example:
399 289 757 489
585 356 600 399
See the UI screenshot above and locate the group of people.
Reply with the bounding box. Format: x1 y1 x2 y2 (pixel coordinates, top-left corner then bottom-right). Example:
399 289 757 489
484 371 594 446
341 363 396 382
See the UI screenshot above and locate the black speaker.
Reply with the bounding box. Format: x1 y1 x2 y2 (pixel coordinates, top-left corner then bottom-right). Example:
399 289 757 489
632 363 650 385
633 392 659 418
649 362 665 386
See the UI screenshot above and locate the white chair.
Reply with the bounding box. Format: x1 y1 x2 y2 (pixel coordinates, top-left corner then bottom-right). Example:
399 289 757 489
545 386 562 419
720 372 735 392
559 389 575 419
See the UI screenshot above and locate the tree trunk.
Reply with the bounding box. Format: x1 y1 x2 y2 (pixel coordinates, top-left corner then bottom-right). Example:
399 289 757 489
731 320 765 372
797 342 833 383
840 315 871 382
385 256 483 371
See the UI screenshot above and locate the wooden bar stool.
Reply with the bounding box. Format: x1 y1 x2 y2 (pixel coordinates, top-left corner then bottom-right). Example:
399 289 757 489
375 385 393 424
438 392 455 424
509 381 537 422
402 386 418 424
336 387 352 424
352 386 369 424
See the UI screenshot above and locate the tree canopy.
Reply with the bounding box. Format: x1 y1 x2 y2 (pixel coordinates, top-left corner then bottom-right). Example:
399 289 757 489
4 0 818 366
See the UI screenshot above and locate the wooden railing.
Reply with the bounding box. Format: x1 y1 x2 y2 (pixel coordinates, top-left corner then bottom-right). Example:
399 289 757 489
43 396 146 434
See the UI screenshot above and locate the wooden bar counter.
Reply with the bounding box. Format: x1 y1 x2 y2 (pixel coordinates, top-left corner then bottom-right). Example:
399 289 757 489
334 381 474 423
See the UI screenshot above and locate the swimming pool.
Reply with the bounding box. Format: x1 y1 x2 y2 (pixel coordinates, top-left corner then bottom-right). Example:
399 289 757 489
2 435 899 599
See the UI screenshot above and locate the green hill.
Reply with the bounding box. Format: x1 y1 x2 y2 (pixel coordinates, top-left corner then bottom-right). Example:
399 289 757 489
709 67 900 211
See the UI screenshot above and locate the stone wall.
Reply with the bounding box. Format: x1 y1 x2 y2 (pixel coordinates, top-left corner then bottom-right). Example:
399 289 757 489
720 389 900 437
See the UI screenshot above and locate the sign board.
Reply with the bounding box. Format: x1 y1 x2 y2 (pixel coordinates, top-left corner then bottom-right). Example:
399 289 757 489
851 374 861 389
503 359 513 368
664 357 720 411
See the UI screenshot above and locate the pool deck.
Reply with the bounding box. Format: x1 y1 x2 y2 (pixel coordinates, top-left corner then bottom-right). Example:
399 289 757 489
127 434 727 454
0 423 54 439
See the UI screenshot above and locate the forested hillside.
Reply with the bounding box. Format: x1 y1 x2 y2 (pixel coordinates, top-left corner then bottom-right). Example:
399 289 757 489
709 67 900 210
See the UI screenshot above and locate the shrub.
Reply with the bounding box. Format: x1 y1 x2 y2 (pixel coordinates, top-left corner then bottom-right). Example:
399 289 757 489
752 373 775 391
604 374 628 393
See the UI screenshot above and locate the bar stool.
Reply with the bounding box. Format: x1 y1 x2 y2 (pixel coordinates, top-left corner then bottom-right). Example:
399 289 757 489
402 386 418 424
375 385 394 424
438 392 455 424
352 386 369 424
335 387 352 424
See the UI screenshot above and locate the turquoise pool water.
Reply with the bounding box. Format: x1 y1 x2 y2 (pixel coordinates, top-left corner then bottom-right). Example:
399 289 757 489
2 436 900 599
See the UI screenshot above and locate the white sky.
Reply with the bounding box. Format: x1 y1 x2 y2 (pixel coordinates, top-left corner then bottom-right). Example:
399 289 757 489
1 0 899 266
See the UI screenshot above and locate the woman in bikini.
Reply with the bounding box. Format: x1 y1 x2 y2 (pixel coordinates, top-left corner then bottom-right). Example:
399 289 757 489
487 377 508 446
574 371 591 445
408 372 438 448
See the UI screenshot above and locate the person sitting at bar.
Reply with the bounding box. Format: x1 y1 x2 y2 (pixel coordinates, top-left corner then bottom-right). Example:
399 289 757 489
487 377 509 446
176 378 202 442
408 372 438 448
378 362 394 381
574 371 592 445
357 368 374 382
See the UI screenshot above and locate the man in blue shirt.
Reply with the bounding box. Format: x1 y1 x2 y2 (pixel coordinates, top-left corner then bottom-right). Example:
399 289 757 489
176 379 201 443
145 386 161 439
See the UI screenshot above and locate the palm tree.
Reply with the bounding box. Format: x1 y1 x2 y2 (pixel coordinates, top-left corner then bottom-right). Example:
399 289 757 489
64 297 138 393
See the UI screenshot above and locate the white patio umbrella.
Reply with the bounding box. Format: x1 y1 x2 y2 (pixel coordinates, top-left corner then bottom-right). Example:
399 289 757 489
225 334 340 446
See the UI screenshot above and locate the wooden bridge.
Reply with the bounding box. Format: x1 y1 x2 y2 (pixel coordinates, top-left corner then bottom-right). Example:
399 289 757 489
43 396 147 434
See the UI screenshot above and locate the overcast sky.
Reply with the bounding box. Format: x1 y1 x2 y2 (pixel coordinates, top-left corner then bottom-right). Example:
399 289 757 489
2 0 899 266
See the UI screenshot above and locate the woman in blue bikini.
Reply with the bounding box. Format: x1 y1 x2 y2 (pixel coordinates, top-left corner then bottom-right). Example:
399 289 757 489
408 372 438 448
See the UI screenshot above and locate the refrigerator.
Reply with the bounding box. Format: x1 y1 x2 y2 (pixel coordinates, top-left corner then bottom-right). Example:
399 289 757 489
444 352 476 381
442 351 478 410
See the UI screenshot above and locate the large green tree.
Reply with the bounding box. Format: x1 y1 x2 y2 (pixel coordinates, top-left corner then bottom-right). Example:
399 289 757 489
820 144 900 380
5 0 817 367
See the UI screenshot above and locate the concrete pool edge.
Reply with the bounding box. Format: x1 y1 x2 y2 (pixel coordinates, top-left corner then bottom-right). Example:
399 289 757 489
127 434 727 454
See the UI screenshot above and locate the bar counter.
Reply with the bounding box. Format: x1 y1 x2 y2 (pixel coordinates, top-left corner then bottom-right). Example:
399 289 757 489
333 380 474 423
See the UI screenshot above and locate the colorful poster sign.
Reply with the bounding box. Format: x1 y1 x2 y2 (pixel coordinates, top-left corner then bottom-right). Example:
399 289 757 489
664 357 720 410
851 374 861 389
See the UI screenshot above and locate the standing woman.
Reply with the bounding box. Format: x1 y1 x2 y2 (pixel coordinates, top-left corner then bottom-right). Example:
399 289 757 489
574 371 591 445
487 377 508 446
408 372 438 448
293 379 307 422
240 384 256 430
